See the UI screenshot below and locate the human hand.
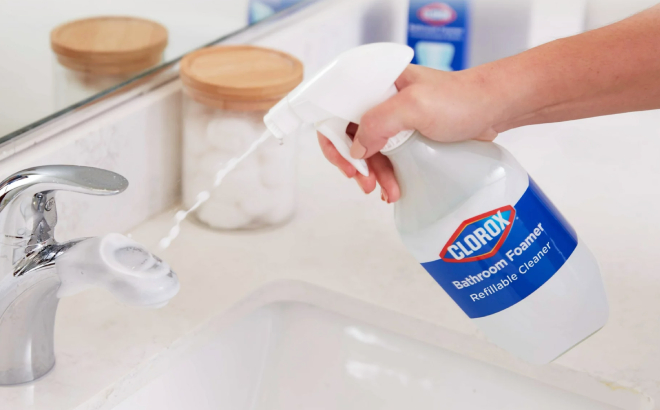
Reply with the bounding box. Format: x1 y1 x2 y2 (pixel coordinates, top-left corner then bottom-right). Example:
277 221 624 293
317 63 505 203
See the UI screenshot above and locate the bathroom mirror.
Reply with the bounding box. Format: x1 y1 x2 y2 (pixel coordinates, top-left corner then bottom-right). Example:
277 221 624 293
0 0 306 144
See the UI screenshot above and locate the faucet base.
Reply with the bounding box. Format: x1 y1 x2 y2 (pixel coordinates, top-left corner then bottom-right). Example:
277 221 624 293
0 276 59 385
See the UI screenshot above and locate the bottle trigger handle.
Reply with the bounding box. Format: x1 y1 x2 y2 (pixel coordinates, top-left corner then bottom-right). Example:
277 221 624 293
316 117 369 177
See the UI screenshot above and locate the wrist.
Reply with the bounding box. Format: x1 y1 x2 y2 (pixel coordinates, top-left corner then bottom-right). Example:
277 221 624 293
463 52 544 133
461 62 521 134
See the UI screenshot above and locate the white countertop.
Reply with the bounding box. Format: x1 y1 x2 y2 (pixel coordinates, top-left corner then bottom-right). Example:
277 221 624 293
1 110 660 410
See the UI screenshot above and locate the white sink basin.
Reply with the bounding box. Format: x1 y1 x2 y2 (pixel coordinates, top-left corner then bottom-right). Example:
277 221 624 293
113 302 619 410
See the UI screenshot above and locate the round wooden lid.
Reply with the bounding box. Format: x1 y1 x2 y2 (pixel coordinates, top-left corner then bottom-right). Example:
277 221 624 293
180 45 304 111
51 16 168 75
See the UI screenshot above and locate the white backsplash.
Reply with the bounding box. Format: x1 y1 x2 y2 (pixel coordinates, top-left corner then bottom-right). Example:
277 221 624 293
0 81 182 241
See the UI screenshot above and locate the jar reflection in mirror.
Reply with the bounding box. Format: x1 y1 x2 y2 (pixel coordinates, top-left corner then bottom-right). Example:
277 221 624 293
180 46 304 230
50 16 168 110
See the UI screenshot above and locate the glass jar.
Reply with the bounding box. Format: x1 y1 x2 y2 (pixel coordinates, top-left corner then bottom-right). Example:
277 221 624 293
50 16 168 109
180 46 303 230
52 63 137 109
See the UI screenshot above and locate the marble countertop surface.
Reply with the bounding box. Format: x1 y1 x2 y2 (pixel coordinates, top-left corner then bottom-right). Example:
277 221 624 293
1 111 659 410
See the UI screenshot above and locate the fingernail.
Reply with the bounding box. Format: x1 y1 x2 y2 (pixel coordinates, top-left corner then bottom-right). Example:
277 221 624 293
356 179 367 194
339 168 350 178
381 189 389 203
350 140 367 159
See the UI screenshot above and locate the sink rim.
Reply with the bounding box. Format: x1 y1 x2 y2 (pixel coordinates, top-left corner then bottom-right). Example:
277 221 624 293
77 279 650 410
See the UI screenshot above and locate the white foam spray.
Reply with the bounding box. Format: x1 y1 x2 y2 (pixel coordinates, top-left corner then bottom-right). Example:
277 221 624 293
159 130 274 249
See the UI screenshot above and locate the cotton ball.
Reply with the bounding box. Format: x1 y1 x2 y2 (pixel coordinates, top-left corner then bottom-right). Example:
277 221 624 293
206 117 256 153
196 195 252 230
181 105 282 230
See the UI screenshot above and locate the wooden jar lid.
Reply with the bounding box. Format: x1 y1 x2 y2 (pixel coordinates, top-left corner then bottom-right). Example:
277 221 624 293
180 45 304 111
51 16 168 75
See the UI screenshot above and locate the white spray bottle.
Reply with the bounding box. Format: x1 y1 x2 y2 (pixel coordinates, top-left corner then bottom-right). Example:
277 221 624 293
264 43 609 364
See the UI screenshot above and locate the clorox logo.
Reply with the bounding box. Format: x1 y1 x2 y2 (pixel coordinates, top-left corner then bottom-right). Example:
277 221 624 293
440 206 516 263
417 3 457 26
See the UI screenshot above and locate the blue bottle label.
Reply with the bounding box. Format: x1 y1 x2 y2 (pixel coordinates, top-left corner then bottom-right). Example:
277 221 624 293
407 0 470 71
422 177 578 318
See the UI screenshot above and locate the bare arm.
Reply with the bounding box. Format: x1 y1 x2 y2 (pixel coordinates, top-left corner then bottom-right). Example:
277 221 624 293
319 5 660 202
493 4 660 131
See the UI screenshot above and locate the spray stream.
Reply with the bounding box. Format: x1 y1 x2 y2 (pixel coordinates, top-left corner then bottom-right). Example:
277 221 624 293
159 130 274 249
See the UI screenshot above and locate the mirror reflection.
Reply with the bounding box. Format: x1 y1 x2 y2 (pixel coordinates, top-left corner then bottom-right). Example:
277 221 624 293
0 0 303 140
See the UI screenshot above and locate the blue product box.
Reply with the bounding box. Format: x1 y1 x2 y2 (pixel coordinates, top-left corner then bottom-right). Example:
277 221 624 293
407 0 470 71
249 0 304 24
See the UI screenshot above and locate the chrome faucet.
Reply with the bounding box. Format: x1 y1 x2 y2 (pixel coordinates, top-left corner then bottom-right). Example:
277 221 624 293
0 165 179 385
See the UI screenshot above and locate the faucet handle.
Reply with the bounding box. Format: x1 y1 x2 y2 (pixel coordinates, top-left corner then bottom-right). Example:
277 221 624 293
0 166 128 244
0 165 128 205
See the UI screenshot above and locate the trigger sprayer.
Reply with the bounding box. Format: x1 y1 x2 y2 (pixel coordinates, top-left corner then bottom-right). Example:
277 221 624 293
263 43 609 364
264 43 415 175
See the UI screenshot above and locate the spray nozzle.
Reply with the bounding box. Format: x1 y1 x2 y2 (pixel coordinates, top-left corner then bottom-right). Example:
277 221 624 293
263 43 416 177
264 98 303 141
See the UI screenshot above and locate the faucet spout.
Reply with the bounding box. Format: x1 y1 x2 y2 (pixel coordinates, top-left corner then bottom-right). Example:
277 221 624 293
0 166 179 385
56 234 180 307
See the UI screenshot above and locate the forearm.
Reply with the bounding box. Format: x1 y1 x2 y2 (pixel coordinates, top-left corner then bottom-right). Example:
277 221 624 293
473 4 660 132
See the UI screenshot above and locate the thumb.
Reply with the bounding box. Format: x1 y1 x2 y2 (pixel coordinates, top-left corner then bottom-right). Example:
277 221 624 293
350 86 425 159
